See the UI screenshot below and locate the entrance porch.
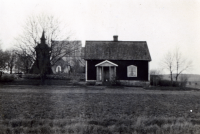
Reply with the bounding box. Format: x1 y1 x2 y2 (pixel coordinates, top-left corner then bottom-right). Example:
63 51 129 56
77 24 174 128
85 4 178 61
95 60 118 82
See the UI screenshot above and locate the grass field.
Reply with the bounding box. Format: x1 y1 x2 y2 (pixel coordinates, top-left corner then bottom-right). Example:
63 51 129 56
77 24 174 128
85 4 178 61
0 85 200 134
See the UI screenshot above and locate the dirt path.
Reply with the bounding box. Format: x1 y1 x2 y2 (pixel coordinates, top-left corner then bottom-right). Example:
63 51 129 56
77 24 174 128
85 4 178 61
0 85 199 95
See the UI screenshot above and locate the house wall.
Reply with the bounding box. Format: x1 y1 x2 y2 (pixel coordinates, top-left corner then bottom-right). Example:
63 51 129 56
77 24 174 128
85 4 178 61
87 60 149 81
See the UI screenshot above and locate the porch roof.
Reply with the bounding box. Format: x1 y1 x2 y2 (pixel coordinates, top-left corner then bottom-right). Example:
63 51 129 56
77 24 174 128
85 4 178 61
95 60 118 67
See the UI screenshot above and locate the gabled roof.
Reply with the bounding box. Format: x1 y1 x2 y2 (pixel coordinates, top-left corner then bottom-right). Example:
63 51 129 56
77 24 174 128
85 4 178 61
95 60 118 67
52 40 82 48
84 41 151 61
51 40 82 57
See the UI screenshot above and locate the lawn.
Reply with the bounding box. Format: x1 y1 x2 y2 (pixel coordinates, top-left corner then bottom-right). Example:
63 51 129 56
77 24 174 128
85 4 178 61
0 78 72 86
0 85 200 134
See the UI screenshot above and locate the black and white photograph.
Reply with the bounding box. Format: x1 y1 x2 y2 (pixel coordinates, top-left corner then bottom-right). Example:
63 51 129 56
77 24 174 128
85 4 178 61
0 0 200 133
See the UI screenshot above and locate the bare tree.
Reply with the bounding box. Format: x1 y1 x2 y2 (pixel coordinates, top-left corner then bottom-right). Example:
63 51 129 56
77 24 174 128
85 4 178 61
15 14 80 71
15 50 33 73
0 42 10 72
0 52 7 71
162 47 193 85
0 49 22 74
5 50 17 74
174 47 192 81
162 51 174 85
0 50 6 78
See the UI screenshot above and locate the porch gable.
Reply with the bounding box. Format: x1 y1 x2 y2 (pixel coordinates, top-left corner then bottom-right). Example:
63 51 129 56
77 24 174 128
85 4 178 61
95 60 118 67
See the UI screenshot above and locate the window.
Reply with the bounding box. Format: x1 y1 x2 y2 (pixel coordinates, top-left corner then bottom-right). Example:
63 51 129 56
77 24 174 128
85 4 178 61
56 66 62 73
127 65 137 77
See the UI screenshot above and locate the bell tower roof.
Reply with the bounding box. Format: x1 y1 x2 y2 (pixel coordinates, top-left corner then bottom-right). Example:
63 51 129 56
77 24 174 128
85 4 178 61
40 30 46 43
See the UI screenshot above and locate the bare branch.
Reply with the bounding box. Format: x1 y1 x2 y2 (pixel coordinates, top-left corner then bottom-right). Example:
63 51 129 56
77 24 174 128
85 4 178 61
161 47 193 84
15 13 75 71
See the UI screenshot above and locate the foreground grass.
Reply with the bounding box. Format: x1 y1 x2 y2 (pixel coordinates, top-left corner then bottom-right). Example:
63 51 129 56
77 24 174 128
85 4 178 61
0 87 200 133
1 117 200 134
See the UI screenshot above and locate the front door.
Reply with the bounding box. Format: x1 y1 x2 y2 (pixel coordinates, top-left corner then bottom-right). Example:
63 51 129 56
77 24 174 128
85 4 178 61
103 67 109 82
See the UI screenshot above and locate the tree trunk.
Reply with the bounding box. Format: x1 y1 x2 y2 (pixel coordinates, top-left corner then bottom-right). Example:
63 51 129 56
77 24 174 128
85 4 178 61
175 74 178 82
10 66 13 74
0 72 2 78
25 65 29 74
170 71 173 86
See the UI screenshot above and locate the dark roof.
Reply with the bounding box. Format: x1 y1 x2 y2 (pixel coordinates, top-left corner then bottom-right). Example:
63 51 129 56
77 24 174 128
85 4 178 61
52 40 82 54
52 40 82 47
84 41 151 61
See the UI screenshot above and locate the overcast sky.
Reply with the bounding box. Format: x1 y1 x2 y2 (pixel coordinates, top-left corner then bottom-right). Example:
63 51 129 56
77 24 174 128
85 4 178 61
0 0 200 74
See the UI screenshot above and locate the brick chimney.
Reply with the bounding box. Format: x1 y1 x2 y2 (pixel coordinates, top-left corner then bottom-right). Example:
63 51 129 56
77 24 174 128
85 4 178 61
113 35 118 41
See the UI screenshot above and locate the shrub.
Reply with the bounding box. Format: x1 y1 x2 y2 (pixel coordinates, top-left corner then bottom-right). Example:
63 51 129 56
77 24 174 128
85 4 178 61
46 75 71 80
0 74 15 82
107 75 121 86
180 75 188 87
13 73 23 78
71 74 81 83
172 81 180 87
23 74 71 80
86 81 96 86
158 80 180 87
150 75 162 86
23 74 40 79
110 80 121 86
158 80 171 86
79 73 86 81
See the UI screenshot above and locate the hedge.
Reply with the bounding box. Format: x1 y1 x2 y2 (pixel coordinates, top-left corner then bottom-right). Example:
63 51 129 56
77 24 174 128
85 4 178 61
0 74 15 82
23 74 85 80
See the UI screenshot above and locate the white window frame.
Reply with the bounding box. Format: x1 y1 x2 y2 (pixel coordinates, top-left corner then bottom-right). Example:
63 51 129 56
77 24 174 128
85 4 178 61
56 66 62 73
127 65 137 77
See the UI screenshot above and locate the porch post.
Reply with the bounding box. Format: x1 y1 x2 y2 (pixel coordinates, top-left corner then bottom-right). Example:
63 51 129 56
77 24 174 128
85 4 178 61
109 66 111 81
114 67 116 79
102 66 104 82
85 61 87 81
96 66 99 81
